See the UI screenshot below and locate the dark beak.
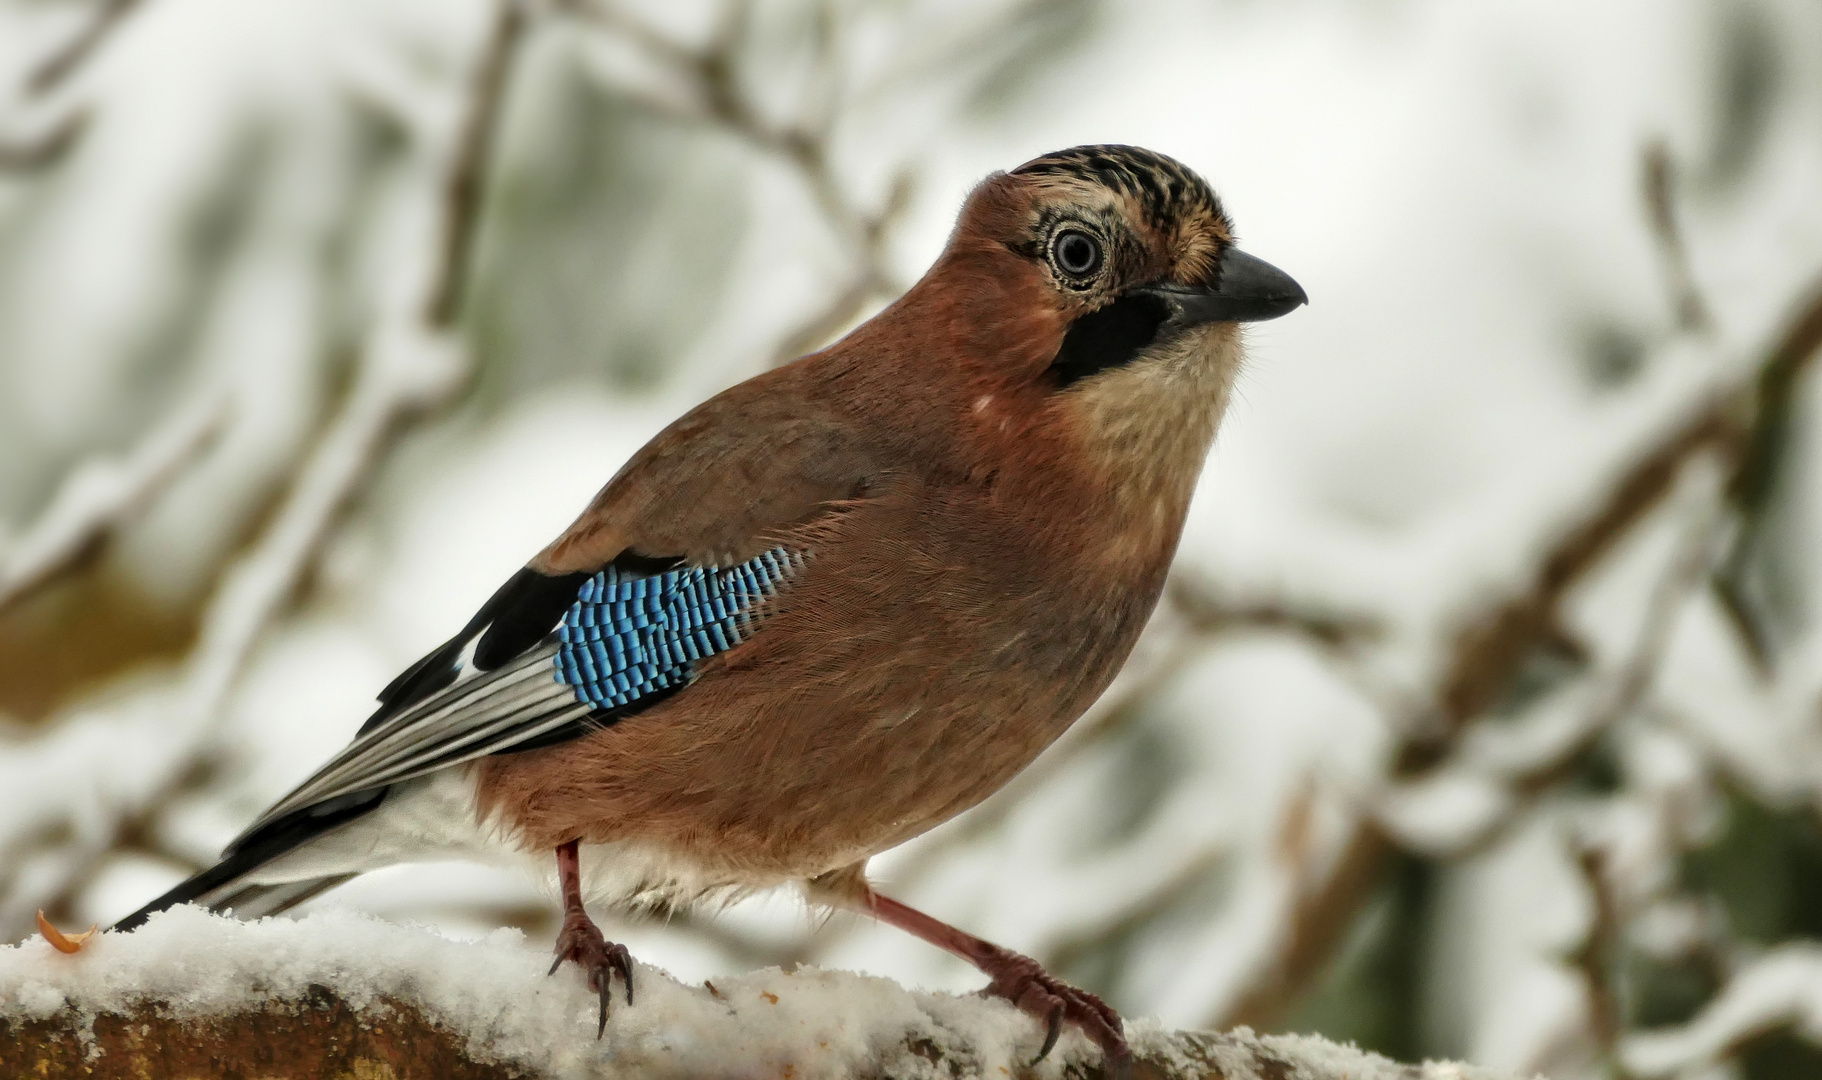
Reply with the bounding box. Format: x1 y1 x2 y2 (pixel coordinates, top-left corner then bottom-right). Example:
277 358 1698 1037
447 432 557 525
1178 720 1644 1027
1139 247 1307 326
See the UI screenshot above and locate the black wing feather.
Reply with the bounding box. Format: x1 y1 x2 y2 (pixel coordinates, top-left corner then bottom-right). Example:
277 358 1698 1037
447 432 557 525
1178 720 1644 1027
360 567 590 736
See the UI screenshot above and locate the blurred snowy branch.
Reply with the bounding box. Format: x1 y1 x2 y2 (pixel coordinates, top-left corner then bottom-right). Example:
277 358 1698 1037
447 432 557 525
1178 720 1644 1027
23 0 146 96
427 0 530 328
1214 239 1822 1042
1378 469 1728 861
0 110 87 172
560 0 917 366
1623 945 1822 1077
0 389 226 613
0 0 532 936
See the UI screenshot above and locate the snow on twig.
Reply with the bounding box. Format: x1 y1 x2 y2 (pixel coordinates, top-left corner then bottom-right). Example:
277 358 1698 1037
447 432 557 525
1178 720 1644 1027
1622 945 1822 1076
425 0 530 329
0 388 228 613
562 0 921 366
1375 466 1729 860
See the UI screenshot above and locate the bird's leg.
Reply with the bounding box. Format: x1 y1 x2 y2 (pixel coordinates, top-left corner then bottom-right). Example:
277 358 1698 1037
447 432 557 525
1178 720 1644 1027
863 888 1129 1068
548 839 634 1036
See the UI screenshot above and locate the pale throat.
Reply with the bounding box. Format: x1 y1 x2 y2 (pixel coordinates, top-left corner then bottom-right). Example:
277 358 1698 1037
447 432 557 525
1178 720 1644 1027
1063 325 1242 551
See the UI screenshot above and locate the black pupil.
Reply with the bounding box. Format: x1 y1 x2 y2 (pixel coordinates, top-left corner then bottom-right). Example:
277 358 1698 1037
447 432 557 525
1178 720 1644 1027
1056 232 1098 276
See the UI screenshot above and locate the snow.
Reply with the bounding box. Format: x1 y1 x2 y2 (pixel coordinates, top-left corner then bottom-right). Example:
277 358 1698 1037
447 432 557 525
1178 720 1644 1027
1622 945 1822 1077
0 905 1520 1079
1 906 1043 1078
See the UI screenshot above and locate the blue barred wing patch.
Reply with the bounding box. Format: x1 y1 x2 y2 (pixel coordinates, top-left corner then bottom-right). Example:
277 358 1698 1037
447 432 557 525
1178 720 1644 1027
553 547 808 712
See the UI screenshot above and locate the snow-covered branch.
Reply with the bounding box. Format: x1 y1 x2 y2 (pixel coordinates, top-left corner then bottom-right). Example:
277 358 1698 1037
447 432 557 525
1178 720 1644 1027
0 907 1526 1080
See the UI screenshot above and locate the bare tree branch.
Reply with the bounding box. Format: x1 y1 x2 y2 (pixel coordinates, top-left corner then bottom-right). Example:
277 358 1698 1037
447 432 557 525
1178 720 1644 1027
1713 272 1822 666
1642 140 1711 335
167 0 532 725
1567 845 1631 1072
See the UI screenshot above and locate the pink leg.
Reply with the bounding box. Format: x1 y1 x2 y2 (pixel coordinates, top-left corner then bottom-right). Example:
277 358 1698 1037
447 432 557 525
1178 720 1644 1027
864 889 1129 1067
548 839 634 1036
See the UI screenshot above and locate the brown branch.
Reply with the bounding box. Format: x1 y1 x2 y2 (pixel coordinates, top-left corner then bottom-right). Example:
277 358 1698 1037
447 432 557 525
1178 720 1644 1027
1642 140 1711 335
424 0 530 328
2 994 1490 1080
1568 845 1631 1071
5 991 513 1080
1218 821 1396 1030
1413 400 1742 775
1167 575 1383 651
26 0 144 96
1713 272 1822 664
0 923 1527 1080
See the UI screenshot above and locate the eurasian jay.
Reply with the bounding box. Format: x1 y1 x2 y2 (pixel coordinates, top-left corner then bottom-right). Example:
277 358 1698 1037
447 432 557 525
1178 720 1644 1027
116 144 1305 1066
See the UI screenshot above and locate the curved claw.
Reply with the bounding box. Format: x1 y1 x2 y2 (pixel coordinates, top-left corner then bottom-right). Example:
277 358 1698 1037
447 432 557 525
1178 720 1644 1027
1033 1001 1065 1063
611 944 636 1006
549 914 636 1038
980 948 1129 1066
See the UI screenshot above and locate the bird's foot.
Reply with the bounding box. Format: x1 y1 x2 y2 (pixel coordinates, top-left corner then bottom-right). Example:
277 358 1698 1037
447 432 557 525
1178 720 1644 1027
977 945 1129 1070
548 911 635 1036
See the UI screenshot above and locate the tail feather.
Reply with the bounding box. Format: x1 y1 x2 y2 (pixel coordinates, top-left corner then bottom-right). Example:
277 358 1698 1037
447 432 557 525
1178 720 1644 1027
113 851 349 931
113 786 387 932
204 875 358 921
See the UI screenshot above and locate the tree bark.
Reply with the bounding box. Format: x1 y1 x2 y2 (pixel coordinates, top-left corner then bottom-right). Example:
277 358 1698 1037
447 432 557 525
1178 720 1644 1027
1 991 1517 1080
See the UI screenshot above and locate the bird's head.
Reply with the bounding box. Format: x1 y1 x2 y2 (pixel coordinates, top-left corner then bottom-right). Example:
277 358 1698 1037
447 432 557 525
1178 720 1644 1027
896 145 1303 527
942 144 1305 389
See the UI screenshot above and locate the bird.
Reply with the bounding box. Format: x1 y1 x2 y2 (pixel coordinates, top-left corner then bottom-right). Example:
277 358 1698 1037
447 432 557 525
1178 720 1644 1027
114 144 1305 1068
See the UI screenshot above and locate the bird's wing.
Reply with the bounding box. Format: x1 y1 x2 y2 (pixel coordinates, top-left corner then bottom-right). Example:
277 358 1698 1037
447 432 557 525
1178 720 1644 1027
231 368 880 852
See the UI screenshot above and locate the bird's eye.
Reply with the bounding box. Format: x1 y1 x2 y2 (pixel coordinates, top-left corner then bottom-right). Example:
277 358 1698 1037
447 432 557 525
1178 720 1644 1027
1051 230 1102 279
